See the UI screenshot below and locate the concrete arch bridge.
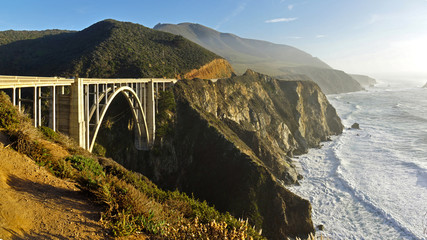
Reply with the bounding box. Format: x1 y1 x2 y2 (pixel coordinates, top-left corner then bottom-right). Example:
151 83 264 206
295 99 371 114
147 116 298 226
0 75 176 151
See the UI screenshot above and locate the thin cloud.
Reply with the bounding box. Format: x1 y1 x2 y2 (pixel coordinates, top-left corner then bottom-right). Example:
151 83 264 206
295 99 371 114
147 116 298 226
288 4 294 10
286 36 303 39
265 17 297 23
215 2 247 29
316 34 326 38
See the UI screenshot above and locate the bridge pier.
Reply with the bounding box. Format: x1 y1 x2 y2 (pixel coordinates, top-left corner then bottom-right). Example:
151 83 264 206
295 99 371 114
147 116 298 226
69 78 86 149
147 81 155 145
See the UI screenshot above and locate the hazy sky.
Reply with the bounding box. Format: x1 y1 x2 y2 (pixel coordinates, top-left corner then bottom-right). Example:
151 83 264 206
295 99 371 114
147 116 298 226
1 0 426 78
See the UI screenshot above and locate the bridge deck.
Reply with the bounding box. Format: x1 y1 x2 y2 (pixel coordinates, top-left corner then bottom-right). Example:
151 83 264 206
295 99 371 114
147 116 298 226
0 75 74 89
0 75 177 89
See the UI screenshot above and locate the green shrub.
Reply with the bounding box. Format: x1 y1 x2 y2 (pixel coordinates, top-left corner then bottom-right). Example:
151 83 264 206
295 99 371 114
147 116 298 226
92 142 107 157
0 91 20 130
65 155 105 189
155 90 176 139
51 158 74 178
39 126 59 141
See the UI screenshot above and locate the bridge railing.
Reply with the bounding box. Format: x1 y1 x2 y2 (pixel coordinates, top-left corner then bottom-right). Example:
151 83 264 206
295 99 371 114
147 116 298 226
0 76 177 89
0 75 74 88
80 78 177 84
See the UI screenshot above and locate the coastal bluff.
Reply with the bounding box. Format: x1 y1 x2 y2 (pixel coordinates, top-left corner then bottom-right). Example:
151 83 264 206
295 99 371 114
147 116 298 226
134 70 343 239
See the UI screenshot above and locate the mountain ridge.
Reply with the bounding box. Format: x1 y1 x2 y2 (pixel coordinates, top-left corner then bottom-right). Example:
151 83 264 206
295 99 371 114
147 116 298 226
154 22 364 94
154 22 331 70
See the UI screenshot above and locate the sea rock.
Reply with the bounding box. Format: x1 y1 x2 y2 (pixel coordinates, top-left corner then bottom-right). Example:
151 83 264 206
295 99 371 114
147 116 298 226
316 224 325 231
351 123 360 129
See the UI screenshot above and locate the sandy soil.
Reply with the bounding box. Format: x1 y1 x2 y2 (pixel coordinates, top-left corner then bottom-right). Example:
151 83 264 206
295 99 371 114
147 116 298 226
0 132 109 239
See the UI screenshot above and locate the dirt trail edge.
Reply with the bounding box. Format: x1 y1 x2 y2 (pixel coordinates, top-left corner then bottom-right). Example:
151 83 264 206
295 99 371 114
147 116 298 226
0 135 108 239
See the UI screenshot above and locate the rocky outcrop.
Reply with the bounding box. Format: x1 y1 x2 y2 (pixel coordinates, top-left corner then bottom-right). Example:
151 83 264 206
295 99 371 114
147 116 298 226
350 74 377 87
95 70 343 239
144 70 341 239
183 58 234 79
174 70 342 183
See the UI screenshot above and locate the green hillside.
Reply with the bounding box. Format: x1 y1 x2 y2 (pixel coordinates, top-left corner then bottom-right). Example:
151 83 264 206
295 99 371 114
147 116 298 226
0 19 221 78
0 29 72 46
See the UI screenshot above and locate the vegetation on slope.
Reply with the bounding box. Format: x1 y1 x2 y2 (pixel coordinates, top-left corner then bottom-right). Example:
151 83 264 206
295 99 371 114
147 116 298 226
0 19 223 78
0 91 263 239
0 29 72 46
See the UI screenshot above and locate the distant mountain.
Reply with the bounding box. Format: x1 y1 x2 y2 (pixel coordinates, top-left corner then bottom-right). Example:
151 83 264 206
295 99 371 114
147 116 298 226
155 22 330 71
154 22 364 94
350 74 377 87
0 19 230 79
423 82 427 88
278 66 364 94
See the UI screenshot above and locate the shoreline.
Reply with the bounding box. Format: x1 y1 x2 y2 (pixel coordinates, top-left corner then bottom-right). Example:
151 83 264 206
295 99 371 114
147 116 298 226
288 86 426 239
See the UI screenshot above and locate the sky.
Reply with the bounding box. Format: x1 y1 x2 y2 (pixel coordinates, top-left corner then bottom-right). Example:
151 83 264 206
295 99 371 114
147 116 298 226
1 0 426 79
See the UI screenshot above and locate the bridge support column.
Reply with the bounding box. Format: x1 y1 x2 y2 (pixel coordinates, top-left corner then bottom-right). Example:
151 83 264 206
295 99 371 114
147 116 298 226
147 80 155 146
69 78 86 148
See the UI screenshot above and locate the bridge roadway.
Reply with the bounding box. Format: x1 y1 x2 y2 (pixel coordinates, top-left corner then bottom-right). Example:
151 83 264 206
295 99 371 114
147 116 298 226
0 75 177 151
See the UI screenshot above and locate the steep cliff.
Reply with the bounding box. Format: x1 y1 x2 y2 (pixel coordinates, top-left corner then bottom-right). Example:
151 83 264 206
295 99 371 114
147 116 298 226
94 70 343 239
173 70 342 183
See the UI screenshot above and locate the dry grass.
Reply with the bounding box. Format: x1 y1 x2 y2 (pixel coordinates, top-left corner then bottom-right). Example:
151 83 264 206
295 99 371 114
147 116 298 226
183 58 234 79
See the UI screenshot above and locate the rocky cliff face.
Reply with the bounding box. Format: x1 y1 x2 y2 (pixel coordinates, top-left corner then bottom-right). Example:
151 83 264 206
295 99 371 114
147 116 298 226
96 70 343 239
173 70 342 184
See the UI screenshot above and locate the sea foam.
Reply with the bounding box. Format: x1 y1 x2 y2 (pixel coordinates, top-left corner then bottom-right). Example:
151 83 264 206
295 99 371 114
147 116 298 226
290 82 427 239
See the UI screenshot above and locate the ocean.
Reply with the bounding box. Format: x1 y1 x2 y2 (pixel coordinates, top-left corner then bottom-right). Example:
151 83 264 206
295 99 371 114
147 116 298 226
290 79 427 239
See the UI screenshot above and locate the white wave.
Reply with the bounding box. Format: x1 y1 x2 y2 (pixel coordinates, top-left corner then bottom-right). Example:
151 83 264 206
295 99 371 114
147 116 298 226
290 85 427 239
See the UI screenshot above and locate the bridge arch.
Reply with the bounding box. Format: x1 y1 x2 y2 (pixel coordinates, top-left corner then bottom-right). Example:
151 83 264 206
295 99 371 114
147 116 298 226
88 86 149 152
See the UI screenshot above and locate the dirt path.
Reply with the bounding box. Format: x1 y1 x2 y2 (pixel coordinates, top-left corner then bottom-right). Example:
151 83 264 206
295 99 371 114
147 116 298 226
0 136 109 239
